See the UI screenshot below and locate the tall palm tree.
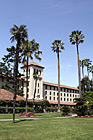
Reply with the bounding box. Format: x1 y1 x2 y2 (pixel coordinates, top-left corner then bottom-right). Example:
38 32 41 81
69 30 85 98
22 39 42 112
84 59 92 91
89 65 93 87
51 40 64 112
10 25 28 123
33 71 38 111
80 59 85 78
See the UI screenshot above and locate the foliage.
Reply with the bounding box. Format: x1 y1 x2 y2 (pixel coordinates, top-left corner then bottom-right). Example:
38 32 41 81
74 98 88 116
61 106 70 115
0 106 34 113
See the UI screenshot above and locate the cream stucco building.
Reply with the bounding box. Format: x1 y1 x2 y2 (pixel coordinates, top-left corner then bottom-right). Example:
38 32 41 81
21 62 80 106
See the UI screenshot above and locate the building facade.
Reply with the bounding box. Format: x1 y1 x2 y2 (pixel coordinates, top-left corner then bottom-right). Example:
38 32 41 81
21 62 80 106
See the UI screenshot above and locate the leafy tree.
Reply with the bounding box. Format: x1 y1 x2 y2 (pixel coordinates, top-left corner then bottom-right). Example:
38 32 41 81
0 47 24 96
74 98 88 116
21 39 42 112
69 31 85 97
51 40 64 112
83 91 93 109
10 25 28 123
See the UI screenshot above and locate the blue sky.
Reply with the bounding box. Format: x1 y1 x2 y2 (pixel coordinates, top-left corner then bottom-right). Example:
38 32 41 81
0 0 93 87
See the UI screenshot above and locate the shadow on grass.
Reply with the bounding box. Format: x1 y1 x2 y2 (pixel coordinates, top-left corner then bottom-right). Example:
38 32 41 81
15 119 33 123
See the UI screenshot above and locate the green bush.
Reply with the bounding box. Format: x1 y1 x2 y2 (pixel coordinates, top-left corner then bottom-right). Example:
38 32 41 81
46 107 57 112
0 106 34 114
61 106 70 115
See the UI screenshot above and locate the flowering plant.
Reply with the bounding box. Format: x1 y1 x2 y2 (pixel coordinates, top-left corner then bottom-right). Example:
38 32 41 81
19 112 36 117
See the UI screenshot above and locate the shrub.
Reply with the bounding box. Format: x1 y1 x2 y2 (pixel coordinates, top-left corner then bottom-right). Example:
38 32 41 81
61 106 70 115
19 112 36 117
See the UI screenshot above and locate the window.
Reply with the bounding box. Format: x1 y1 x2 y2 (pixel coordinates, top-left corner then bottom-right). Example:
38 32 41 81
45 85 47 89
45 91 47 95
57 93 58 96
67 98 69 101
61 98 62 101
50 91 51 95
37 95 40 98
67 94 69 97
38 89 39 93
70 99 72 102
75 95 77 98
70 94 71 97
61 93 62 96
53 97 55 100
38 83 39 87
73 94 74 97
62 88 64 92
27 88 29 92
50 96 51 100
64 98 66 101
53 92 55 96
64 93 66 96
50 86 52 90
61 88 62 91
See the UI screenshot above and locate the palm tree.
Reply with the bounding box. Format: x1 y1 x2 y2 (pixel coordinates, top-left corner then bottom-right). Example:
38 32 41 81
84 59 92 78
69 30 85 98
84 59 92 91
80 59 85 78
10 25 28 123
22 39 42 112
51 40 64 112
89 65 93 87
33 71 38 111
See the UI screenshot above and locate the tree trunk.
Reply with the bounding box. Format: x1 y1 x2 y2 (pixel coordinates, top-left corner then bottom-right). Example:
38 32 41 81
76 44 82 97
87 67 90 91
33 77 37 111
82 65 84 78
57 52 60 112
13 44 19 123
26 56 28 113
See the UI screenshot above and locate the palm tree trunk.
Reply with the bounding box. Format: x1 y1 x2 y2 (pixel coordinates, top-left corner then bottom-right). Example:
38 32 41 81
33 78 37 111
57 52 60 112
87 67 90 91
26 56 28 113
82 65 84 78
13 44 19 123
76 44 82 97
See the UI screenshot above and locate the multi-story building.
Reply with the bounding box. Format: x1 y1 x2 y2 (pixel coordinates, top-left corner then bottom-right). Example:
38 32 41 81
21 61 79 106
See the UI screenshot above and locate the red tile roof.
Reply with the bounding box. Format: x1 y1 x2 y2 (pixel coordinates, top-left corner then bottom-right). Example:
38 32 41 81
21 61 44 69
49 101 76 106
43 81 79 90
0 89 26 101
0 89 42 102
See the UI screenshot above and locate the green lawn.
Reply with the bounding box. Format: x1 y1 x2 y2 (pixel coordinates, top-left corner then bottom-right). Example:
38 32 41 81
0 112 61 119
0 117 93 140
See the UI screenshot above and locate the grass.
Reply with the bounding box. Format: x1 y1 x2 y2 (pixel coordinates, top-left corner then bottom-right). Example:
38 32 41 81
0 112 61 119
0 117 93 140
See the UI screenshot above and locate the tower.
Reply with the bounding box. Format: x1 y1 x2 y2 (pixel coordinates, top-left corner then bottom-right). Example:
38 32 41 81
21 62 44 100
